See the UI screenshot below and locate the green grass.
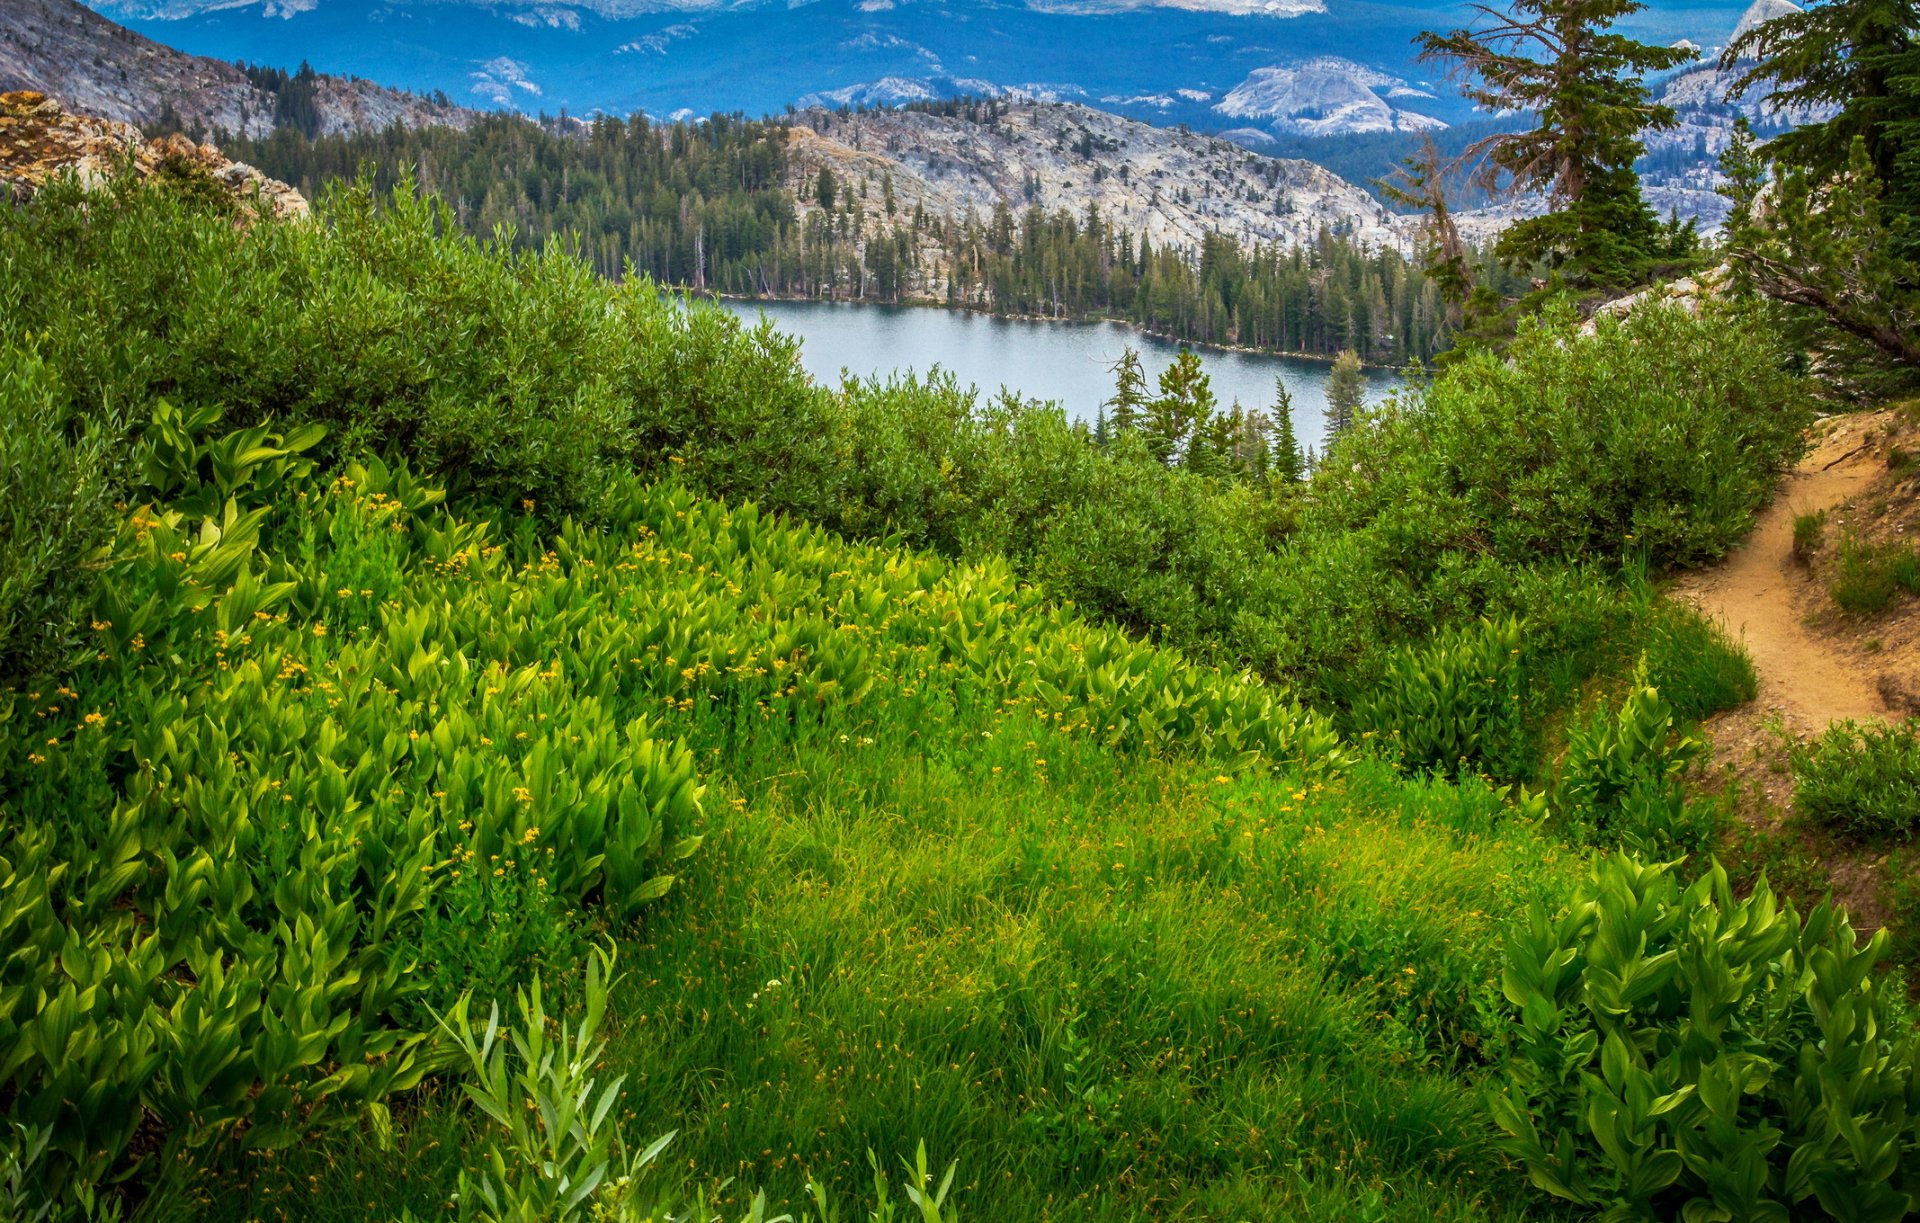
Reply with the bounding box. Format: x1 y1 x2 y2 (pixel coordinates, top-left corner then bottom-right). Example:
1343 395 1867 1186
1638 601 1759 722
1831 533 1920 614
1793 509 1827 564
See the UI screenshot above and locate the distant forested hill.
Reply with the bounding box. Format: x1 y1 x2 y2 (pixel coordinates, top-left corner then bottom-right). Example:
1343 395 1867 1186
227 107 1472 363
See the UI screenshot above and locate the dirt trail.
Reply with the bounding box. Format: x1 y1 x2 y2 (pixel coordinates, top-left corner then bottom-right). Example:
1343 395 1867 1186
1673 418 1894 735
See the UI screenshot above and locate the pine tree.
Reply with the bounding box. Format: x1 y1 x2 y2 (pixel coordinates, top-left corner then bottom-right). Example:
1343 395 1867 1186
815 166 837 215
1270 375 1306 485
1104 347 1149 435
1378 133 1471 330
1093 405 1111 449
1725 0 1920 229
1324 350 1366 441
1144 349 1215 468
1417 0 1695 288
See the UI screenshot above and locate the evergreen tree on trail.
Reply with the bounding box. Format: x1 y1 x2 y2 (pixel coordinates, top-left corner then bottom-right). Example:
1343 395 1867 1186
1417 0 1696 289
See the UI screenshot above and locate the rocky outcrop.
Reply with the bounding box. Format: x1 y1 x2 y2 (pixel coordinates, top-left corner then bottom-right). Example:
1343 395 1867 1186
1580 265 1733 334
1 90 307 217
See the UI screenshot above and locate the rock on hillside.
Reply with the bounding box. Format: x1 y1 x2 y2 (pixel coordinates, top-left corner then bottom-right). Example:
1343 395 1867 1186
1 89 307 216
0 0 476 138
787 102 1412 258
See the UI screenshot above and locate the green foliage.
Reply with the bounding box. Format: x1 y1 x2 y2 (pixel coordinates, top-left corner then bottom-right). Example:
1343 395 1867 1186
1791 719 1920 842
436 947 674 1223
1637 602 1759 723
1324 348 1366 439
1831 532 1920 614
1493 854 1920 1222
1416 0 1695 289
1723 137 1920 390
1794 508 1828 563
1349 617 1535 783
1559 673 1710 852
1314 303 1811 572
0 344 117 681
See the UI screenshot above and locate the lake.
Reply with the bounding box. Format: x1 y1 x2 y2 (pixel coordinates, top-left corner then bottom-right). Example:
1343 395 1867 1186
716 299 1402 453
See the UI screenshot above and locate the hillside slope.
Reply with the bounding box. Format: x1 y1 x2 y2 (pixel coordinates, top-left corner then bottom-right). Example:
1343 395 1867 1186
0 0 476 136
788 102 1412 258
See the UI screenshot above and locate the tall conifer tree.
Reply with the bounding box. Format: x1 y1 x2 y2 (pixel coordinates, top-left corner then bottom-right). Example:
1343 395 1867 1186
1417 0 1694 288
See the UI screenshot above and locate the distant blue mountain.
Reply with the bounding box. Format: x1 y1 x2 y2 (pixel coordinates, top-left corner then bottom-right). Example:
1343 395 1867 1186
88 0 1754 135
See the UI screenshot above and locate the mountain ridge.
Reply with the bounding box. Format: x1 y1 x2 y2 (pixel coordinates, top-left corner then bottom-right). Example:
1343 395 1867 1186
0 0 476 137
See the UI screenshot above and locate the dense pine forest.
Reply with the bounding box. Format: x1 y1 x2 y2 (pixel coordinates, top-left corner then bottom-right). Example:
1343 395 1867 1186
222 110 1464 363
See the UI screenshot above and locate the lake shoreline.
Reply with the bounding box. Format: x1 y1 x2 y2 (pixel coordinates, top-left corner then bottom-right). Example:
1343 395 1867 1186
697 296 1400 451
698 289 1411 372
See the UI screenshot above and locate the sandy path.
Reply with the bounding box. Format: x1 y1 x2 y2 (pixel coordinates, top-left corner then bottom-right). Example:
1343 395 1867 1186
1673 420 1891 734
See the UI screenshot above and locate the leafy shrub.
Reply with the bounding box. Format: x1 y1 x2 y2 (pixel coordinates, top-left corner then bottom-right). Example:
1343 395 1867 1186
1638 602 1758 722
1493 854 1920 1223
1349 617 1536 783
0 447 704 1200
1311 302 1812 573
1792 719 1920 841
0 344 116 680
1558 674 1709 852
1 175 1815 711
1831 533 1920 615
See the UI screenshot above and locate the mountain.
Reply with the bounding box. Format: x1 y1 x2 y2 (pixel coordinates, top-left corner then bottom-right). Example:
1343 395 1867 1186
0 0 475 136
1628 0 1839 229
1211 56 1443 137
787 101 1412 258
71 0 1751 138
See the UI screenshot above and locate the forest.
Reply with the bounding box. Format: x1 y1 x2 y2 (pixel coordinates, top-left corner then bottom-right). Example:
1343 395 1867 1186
222 110 1464 363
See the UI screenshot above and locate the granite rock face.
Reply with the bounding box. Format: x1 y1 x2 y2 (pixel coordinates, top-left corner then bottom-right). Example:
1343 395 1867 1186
787 101 1414 262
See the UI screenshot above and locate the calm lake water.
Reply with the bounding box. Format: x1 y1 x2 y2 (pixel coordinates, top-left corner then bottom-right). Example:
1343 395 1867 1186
717 299 1402 454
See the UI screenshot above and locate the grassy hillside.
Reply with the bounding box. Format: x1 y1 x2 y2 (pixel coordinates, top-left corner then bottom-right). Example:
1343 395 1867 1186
6 169 1920 1223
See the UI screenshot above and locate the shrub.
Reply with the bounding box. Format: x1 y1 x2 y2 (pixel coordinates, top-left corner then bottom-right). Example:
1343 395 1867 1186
1792 719 1920 841
0 344 116 680
1349 617 1536 783
1310 301 1813 573
1493 854 1920 1222
1831 533 1920 615
1558 674 1709 852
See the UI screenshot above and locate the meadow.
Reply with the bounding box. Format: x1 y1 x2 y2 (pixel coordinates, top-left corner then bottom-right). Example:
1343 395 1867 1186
4 172 1917 1223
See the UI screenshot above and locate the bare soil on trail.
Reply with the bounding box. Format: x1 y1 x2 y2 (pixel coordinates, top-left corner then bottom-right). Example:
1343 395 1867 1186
1674 412 1903 735
1670 406 1920 929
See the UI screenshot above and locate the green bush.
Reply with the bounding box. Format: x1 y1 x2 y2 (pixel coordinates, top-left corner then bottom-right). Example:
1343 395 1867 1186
1493 854 1920 1222
1792 719 1920 841
1558 674 1709 852
0 176 1816 713
1349 617 1536 783
1309 302 1812 573
1831 534 1920 615
0 344 117 680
